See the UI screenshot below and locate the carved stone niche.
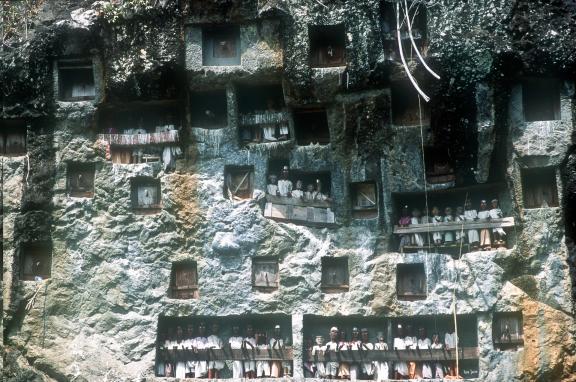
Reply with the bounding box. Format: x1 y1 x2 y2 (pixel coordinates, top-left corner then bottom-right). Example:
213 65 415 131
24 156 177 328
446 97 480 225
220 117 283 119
190 89 228 128
493 312 524 351
67 162 96 198
0 119 27 156
20 242 52 281
224 165 254 200
391 81 430 126
130 177 162 212
521 166 559 208
396 263 426 300
169 261 199 299
309 24 346 68
202 25 241 66
351 181 378 219
57 59 96 101
252 256 279 291
522 78 561 122
321 256 349 292
293 108 330 146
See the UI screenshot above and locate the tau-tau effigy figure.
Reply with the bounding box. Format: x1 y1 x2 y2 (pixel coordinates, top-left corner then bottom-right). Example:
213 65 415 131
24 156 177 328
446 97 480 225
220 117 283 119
374 332 389 382
477 200 492 250
444 207 455 244
277 166 293 197
490 198 507 247
325 327 340 379
256 329 270 378
349 327 361 381
194 322 209 378
404 325 417 379
411 208 425 248
431 206 443 245
267 174 279 196
430 333 444 379
207 323 224 379
464 200 480 249
393 325 408 379
174 326 187 378
184 324 196 378
399 205 412 250
270 324 291 377
360 328 375 379
262 99 278 142
312 335 327 378
228 325 244 378
292 180 304 199
417 327 433 379
243 324 257 378
455 206 466 244
337 329 350 379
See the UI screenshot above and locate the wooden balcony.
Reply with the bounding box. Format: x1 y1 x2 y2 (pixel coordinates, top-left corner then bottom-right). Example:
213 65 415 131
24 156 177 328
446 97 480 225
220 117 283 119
239 111 289 126
305 347 479 362
156 347 293 362
264 195 336 227
97 130 179 146
393 217 515 235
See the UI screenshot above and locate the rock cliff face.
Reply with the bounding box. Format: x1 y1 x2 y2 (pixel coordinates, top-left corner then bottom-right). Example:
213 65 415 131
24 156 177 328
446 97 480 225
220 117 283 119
2 1 576 381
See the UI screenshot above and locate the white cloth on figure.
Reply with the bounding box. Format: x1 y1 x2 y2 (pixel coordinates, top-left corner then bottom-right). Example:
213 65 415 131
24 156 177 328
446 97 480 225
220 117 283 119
349 340 361 381
444 332 458 349
229 336 244 378
291 189 304 198
207 335 225 370
277 179 292 196
430 342 444 378
444 215 455 242
324 340 339 376
410 217 424 247
194 337 208 378
262 125 277 141
243 337 257 372
361 342 375 375
267 184 278 195
455 214 466 241
404 336 417 349
279 123 289 135
489 207 506 236
432 215 443 242
393 337 408 376
312 345 326 377
418 338 433 379
464 209 480 243
374 342 389 382
256 344 271 376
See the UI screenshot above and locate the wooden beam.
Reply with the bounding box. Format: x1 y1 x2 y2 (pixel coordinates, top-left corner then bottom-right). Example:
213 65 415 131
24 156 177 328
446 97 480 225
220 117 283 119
157 347 293 362
393 217 515 234
304 347 479 362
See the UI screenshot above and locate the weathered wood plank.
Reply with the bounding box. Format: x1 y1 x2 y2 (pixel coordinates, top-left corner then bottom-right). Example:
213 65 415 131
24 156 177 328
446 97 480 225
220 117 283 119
305 347 479 362
393 217 515 234
157 347 294 361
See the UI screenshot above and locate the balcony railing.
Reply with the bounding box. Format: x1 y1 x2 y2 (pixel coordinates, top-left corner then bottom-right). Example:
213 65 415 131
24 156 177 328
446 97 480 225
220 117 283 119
239 111 289 126
305 347 478 362
264 195 336 226
156 347 293 362
97 130 179 146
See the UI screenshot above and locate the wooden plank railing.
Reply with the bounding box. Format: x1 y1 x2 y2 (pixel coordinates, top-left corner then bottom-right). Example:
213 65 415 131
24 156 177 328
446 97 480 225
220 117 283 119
305 347 478 362
156 347 293 362
393 217 515 235
97 130 179 146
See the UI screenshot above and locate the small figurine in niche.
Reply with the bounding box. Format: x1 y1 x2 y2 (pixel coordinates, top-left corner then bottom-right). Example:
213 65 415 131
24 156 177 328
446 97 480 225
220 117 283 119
267 174 279 196
243 324 257 378
404 325 417 379
174 326 187 378
500 321 512 342
490 199 507 247
324 327 340 379
304 183 315 201
194 322 209 378
270 325 287 377
444 324 458 350
399 205 412 250
262 99 278 142
431 206 443 245
477 200 492 250
313 179 332 202
312 335 327 378
184 324 196 377
228 325 244 378
421 207 432 245
163 327 176 377
349 327 361 381
360 328 375 379
255 329 270 378
444 207 455 244
304 337 316 377
374 332 389 382
455 206 466 245
417 327 432 379
207 323 225 379
393 324 408 380
430 333 444 379
410 208 425 248
277 166 293 197
337 329 351 379
291 180 304 199
464 200 480 249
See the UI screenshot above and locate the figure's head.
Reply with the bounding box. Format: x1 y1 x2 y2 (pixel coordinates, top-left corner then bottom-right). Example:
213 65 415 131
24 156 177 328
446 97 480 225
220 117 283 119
396 324 404 337
281 166 289 179
315 179 322 192
491 199 498 208
246 324 254 337
418 327 426 339
351 327 359 339
232 325 240 335
329 326 339 341
412 208 421 218
378 332 385 342
269 174 278 184
198 321 206 336
361 328 369 342
465 200 472 209
274 324 281 337
445 206 453 216
480 200 487 210
306 184 314 192
402 205 409 216
296 180 303 190
339 330 347 341
432 333 440 343
456 206 464 214
405 324 413 336
211 322 219 335
186 324 194 337
432 206 440 216
176 325 183 337
315 335 324 346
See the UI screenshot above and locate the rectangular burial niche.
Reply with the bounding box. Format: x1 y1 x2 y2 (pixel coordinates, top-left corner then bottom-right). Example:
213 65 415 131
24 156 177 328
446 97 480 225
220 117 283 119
522 78 561 122
169 261 199 299
130 177 161 211
252 256 279 291
58 59 95 101
351 181 378 219
267 159 333 198
0 119 27 156
521 167 559 208
202 25 241 66
379 1 427 61
236 83 288 144
155 314 293 378
492 312 524 351
321 256 349 292
20 242 52 281
308 24 346 68
224 165 254 200
66 162 95 198
396 263 426 300
293 108 330 146
391 81 430 126
425 146 455 184
190 89 228 128
99 103 181 164
391 314 480 379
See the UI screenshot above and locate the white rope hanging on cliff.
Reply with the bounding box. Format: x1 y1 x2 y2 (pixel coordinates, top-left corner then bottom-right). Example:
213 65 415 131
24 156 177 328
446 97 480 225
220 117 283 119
403 0 440 80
